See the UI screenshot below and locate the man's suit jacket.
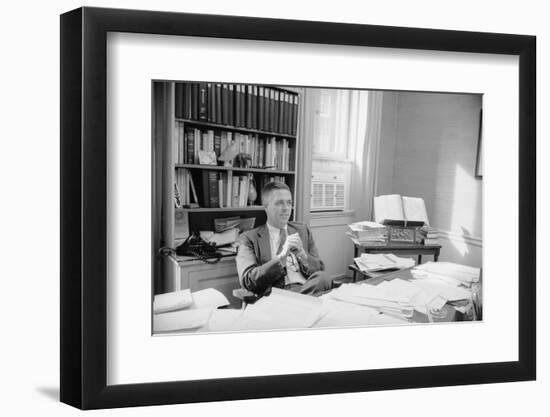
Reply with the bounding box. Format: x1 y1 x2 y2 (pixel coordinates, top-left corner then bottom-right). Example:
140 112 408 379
236 221 325 294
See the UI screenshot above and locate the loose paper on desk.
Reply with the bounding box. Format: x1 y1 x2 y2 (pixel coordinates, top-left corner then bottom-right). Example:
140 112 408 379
153 289 193 314
191 288 230 309
200 228 239 247
414 262 480 286
153 308 213 332
368 312 410 325
198 309 243 333
230 288 326 331
354 253 415 273
409 275 472 302
314 299 378 328
329 281 415 320
347 221 387 244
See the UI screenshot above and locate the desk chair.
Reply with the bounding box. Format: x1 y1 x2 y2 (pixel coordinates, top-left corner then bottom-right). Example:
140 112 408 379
232 278 338 308
232 288 261 308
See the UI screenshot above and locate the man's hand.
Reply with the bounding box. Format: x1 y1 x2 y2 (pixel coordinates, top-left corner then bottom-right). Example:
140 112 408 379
278 233 305 263
286 233 307 260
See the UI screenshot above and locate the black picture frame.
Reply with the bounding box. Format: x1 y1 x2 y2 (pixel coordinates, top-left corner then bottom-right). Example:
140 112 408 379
60 6 536 410
476 109 484 178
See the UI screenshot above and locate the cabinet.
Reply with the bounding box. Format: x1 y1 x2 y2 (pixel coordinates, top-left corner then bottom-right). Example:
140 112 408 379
176 257 242 309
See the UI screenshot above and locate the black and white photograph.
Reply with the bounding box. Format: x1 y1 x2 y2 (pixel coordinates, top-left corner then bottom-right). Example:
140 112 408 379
51 2 539 412
152 82 483 334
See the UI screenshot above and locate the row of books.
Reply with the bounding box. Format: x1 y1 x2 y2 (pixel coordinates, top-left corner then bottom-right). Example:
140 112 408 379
174 168 197 208
174 122 294 171
175 169 288 209
175 82 299 135
417 225 439 246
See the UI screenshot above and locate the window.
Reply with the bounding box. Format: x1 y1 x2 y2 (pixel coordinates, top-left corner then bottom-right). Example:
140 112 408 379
311 89 351 160
309 89 356 212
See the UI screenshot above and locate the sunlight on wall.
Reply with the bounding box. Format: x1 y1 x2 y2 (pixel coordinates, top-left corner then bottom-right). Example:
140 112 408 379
448 163 478 256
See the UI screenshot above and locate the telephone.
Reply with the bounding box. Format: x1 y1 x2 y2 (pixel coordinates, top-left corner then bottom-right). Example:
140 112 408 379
176 231 221 263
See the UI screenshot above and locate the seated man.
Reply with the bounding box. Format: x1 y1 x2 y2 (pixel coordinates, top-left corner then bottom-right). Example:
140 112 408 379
236 181 333 296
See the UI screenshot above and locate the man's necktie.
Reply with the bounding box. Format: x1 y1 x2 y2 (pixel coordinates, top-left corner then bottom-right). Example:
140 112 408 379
276 228 287 255
272 228 288 289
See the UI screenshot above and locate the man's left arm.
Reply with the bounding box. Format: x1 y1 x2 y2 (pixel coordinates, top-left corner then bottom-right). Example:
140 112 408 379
296 226 324 276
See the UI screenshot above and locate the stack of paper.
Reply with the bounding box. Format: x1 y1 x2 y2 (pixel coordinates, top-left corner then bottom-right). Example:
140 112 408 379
413 262 480 287
410 262 475 309
354 253 415 273
314 299 378 328
153 308 213 333
198 309 243 333
153 288 230 333
229 288 327 331
409 275 472 302
328 278 455 320
153 289 193 314
199 228 239 247
346 221 387 244
417 225 439 246
329 280 418 321
189 288 230 309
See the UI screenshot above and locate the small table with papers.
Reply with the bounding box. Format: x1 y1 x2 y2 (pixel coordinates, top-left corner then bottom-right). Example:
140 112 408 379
349 237 441 281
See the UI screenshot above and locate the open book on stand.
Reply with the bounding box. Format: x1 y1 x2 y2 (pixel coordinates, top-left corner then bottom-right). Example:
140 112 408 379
374 194 429 226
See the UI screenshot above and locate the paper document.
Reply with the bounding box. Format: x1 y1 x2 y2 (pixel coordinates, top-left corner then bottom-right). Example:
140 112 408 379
153 308 213 332
153 289 192 314
209 228 240 246
314 299 378 328
214 216 240 233
410 273 472 301
200 228 239 247
368 312 409 325
414 262 480 285
330 282 415 320
354 253 415 272
191 288 230 309
349 220 386 230
230 288 326 331
198 309 243 333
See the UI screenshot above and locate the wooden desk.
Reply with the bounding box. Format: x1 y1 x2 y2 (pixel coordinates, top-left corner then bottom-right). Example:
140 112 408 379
351 239 441 263
347 266 466 323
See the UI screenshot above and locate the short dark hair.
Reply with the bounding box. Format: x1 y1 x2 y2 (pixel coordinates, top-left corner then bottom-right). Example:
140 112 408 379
261 181 291 205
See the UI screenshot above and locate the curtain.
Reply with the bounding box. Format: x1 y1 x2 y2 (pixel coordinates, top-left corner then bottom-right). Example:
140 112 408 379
349 90 384 221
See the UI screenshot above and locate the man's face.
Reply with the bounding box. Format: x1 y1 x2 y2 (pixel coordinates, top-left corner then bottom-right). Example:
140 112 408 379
264 189 293 229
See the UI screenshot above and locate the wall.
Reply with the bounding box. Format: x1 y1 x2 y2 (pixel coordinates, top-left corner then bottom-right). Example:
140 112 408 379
309 210 356 279
377 91 483 267
377 92 399 195
3 2 546 417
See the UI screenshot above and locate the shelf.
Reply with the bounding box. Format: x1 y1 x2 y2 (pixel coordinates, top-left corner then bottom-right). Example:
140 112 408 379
180 205 266 212
175 118 297 139
175 164 295 175
176 254 236 264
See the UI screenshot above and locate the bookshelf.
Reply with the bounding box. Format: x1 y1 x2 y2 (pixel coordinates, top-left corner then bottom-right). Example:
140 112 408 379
169 82 301 245
153 81 301 294
153 81 301 296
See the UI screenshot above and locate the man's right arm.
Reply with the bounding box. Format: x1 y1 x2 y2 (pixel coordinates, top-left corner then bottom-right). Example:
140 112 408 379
236 233 287 294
